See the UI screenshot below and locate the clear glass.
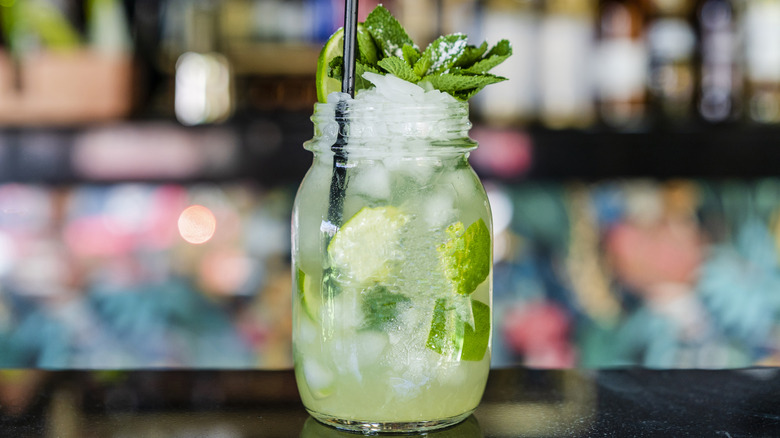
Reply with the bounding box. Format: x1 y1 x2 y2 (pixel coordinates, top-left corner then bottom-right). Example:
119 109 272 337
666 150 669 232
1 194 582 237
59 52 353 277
291 96 492 433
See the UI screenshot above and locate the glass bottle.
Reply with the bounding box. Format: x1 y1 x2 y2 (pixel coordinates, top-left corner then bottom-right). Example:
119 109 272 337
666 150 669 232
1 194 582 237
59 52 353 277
742 0 780 125
696 0 740 123
473 0 539 125
292 96 493 433
595 0 648 130
539 0 597 129
644 0 697 126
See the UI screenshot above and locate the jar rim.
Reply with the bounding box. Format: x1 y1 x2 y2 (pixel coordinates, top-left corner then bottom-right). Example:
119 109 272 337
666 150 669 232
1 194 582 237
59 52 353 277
306 94 475 153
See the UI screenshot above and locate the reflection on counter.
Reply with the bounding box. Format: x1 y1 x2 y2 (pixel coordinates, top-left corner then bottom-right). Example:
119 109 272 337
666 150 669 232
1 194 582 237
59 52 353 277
2 178 780 369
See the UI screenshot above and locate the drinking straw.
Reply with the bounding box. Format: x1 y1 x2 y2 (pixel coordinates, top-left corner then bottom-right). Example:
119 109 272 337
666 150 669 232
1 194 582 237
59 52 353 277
326 0 359 228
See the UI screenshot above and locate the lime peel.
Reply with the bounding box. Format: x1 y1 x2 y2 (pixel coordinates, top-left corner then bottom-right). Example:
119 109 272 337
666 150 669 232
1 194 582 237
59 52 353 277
438 218 491 296
461 299 490 361
327 206 410 284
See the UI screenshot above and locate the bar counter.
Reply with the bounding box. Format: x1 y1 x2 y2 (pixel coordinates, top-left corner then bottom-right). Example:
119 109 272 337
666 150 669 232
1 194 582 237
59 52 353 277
1 367 777 437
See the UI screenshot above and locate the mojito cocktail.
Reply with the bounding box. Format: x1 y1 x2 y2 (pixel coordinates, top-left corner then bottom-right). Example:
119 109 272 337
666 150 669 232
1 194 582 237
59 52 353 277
292 6 510 433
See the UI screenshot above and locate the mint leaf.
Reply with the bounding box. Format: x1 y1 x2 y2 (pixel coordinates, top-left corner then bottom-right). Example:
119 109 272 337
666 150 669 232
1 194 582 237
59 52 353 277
329 57 381 93
413 54 433 78
420 33 469 75
356 61 381 91
426 298 465 355
454 42 488 68
402 44 421 67
451 88 482 102
357 26 379 65
365 5 415 58
464 39 512 74
423 72 507 95
378 57 420 83
327 56 343 81
361 285 410 331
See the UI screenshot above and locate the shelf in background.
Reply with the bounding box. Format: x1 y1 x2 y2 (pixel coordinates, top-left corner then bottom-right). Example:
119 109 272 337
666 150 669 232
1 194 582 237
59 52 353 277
474 126 780 182
2 116 780 185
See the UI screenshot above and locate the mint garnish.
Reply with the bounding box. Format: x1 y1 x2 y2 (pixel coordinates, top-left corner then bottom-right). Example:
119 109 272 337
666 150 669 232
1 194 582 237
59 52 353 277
377 56 419 83
361 285 410 331
331 5 511 101
417 33 469 76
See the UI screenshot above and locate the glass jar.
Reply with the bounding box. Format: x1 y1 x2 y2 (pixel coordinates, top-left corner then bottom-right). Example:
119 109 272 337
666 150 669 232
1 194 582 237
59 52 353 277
291 95 493 433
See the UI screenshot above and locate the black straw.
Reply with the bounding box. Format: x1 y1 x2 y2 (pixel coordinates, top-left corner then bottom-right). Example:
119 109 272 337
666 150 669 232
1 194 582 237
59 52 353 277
341 0 359 97
326 0 359 228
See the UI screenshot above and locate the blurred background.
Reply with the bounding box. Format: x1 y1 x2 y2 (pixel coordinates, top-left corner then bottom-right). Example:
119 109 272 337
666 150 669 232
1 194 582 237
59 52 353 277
0 0 780 370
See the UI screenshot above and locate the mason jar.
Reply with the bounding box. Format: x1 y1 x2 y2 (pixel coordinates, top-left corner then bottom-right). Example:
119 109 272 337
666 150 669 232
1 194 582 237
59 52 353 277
291 94 493 433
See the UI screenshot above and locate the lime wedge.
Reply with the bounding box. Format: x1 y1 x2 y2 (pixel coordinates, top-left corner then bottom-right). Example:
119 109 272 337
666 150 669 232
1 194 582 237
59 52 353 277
438 218 491 295
461 299 490 361
425 298 490 361
316 28 344 103
316 24 377 102
296 268 321 321
327 206 409 284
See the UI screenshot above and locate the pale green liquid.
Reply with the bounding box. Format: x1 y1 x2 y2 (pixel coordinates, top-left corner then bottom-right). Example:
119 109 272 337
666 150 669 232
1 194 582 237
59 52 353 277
292 148 492 431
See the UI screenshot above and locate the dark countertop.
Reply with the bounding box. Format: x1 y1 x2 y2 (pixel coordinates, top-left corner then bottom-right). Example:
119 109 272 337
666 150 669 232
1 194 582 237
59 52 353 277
0 367 778 437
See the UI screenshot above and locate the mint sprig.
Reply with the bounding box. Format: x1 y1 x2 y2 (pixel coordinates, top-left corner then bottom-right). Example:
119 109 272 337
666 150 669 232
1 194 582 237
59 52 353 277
330 5 511 101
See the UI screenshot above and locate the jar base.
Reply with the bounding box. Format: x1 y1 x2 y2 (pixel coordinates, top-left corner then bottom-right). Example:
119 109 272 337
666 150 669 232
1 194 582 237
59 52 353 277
306 410 473 434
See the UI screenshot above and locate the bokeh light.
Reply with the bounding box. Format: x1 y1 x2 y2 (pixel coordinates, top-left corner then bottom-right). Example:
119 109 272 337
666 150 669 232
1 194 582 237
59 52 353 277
178 205 217 244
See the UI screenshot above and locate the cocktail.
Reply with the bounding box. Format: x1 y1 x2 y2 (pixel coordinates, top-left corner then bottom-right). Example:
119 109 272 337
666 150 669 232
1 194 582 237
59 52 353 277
291 5 510 433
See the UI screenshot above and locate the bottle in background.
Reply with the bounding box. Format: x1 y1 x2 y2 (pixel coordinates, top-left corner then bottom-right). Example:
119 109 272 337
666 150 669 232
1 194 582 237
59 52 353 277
173 0 234 126
538 0 597 129
696 0 740 124
644 0 697 126
741 0 780 125
595 0 648 130
473 0 539 126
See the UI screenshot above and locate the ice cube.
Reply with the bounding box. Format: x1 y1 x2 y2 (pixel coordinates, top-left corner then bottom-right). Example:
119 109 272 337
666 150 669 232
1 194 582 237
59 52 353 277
349 161 391 201
356 331 389 366
302 359 335 399
423 193 456 229
363 72 426 102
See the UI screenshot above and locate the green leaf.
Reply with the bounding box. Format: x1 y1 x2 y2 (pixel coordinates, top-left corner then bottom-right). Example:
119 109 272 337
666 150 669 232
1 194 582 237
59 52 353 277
426 298 465 355
451 88 482 102
356 25 379 66
365 5 415 58
423 72 507 95
361 285 410 331
418 33 469 75
454 42 488 69
378 56 420 83
463 39 512 74
327 55 343 82
402 44 421 67
413 54 433 78
329 57 381 92
461 299 490 361
356 61 381 91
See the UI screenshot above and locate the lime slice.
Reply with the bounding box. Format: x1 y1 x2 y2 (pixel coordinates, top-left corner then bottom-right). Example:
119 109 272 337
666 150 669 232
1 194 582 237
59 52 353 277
316 28 344 103
327 206 409 284
425 298 490 361
296 268 321 321
438 218 491 295
461 299 490 361
316 24 377 102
